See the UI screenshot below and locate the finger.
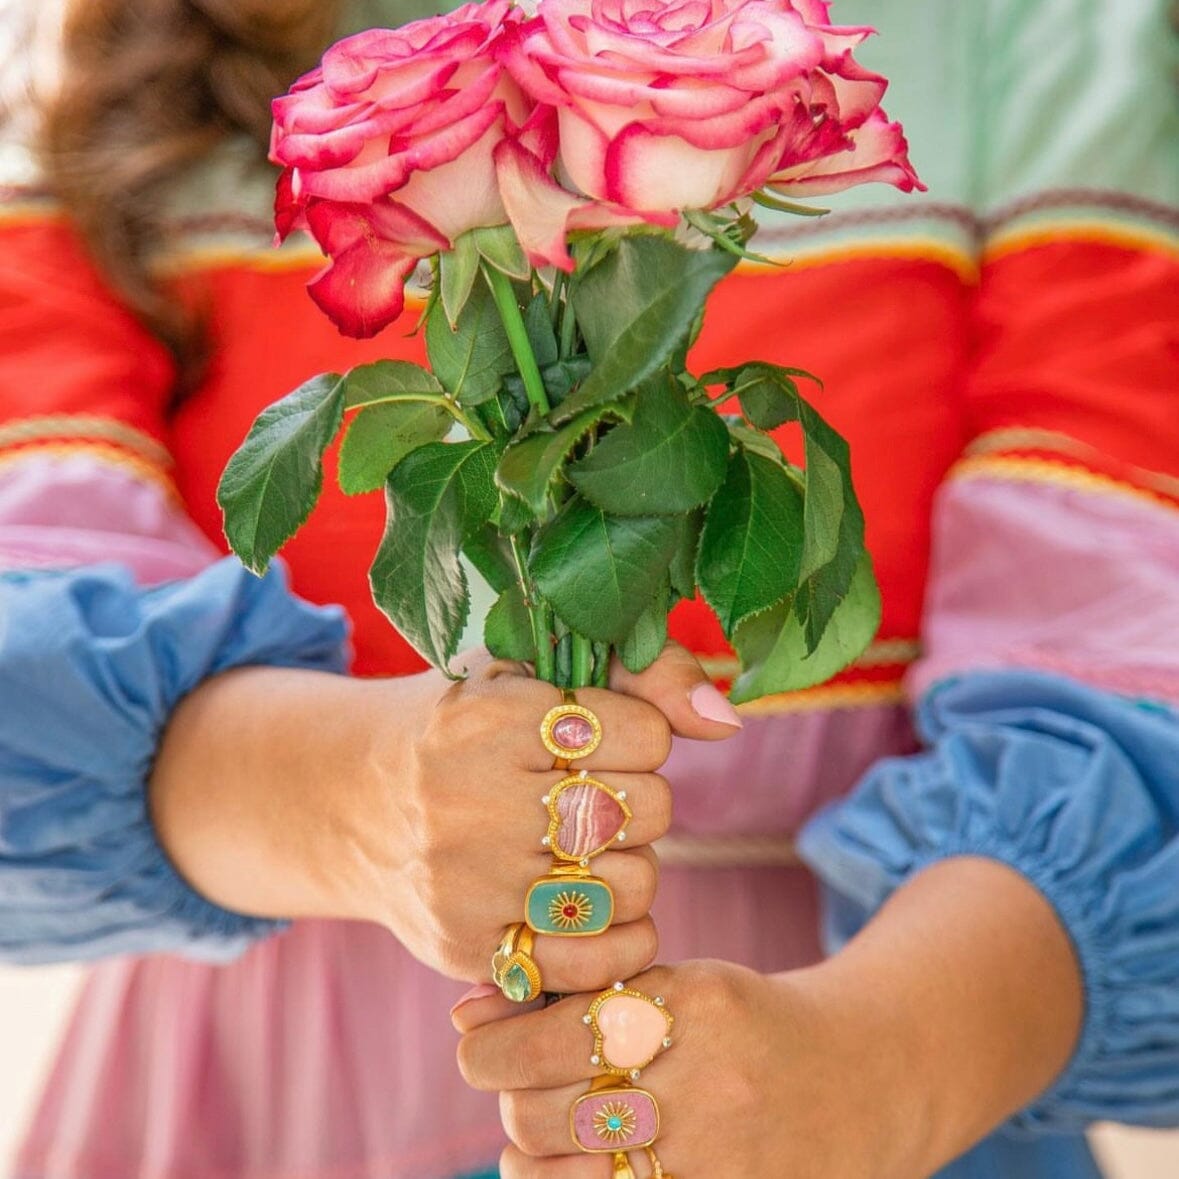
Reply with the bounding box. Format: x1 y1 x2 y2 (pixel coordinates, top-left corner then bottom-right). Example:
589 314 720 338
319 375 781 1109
608 639 743 740
460 963 676 1092
535 908 658 995
500 1083 586 1158
531 772 671 852
457 662 673 774
500 1145 602 1179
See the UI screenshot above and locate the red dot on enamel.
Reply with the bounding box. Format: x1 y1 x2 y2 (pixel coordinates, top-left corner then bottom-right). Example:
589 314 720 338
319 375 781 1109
563 905 579 918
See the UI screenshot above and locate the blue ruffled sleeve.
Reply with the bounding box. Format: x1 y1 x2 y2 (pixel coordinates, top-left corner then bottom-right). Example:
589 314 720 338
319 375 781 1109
0 557 350 964
798 670 1179 1131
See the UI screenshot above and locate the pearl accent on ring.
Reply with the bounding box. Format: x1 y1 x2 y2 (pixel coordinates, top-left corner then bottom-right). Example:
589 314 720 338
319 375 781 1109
541 836 551 847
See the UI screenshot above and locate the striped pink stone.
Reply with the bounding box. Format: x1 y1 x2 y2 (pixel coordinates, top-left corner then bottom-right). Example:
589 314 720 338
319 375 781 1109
555 782 625 859
551 713 594 752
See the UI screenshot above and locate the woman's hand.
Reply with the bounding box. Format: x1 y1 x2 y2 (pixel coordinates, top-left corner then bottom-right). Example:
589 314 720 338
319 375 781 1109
452 958 915 1179
453 857 1085 1179
149 642 742 989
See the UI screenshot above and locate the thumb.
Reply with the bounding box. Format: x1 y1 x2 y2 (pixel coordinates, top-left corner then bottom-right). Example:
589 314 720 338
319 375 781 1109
608 640 743 740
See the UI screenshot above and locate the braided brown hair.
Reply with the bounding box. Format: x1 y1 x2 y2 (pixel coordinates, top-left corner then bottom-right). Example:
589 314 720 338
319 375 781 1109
36 0 345 385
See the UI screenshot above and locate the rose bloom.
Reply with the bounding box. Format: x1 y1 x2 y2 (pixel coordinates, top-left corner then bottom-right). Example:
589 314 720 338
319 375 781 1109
498 0 922 248
271 0 527 337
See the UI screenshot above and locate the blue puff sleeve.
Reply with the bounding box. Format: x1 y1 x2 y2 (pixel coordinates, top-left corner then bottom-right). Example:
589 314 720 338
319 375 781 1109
798 670 1179 1131
0 558 350 964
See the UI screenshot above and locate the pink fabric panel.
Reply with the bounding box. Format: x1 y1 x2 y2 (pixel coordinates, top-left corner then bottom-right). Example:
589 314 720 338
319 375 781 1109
0 454 218 583
910 476 1179 706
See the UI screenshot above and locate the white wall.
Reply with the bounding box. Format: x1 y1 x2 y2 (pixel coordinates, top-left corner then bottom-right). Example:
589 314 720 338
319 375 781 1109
0 965 1176 1174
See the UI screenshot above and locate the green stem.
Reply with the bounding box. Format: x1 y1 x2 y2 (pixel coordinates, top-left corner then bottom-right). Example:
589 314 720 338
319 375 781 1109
483 264 550 416
592 642 611 688
571 633 593 689
509 531 556 684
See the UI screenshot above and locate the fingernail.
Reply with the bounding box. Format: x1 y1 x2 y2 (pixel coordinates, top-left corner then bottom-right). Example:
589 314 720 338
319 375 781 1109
450 983 500 1017
689 682 743 728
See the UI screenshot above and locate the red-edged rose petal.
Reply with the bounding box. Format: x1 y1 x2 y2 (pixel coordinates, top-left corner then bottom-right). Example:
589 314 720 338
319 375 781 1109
307 243 419 339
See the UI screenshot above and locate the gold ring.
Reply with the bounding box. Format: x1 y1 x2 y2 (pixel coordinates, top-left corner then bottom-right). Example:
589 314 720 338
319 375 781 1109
644 1146 671 1177
541 772 633 864
611 1153 636 1179
584 981 674 1081
540 689 603 765
491 923 542 1004
570 1079 661 1153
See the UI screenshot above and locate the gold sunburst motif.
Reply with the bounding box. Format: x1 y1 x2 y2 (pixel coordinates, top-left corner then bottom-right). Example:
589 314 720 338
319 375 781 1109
593 1101 637 1144
548 889 594 930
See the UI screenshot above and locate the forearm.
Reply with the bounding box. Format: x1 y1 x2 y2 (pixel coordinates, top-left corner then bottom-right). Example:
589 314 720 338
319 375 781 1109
148 666 391 923
797 856 1083 1178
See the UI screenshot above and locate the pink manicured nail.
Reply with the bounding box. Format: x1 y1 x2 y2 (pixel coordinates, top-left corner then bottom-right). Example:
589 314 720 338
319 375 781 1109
689 682 743 728
449 983 500 1017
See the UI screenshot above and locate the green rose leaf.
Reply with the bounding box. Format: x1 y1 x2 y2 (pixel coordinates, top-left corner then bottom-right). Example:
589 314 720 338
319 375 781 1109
217 372 346 574
496 401 631 516
472 224 531 281
557 236 736 423
439 233 480 328
531 499 680 644
370 440 497 671
425 280 515 406
729 550 881 702
484 584 536 662
696 448 805 637
524 292 560 368
668 509 703 602
705 363 864 652
343 359 446 408
337 402 452 495
619 578 670 674
463 523 517 594
568 374 729 515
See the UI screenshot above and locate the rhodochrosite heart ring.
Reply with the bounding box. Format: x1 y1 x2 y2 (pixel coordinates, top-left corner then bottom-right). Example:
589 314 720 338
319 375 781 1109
584 981 674 1080
542 773 632 863
540 692 603 763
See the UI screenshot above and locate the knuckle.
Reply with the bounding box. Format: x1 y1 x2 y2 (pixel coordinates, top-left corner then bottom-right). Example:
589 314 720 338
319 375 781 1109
500 1092 545 1155
456 1035 488 1089
647 774 673 835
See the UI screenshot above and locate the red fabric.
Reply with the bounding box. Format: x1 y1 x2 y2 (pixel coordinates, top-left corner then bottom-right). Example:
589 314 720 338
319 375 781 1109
4 209 1173 682
969 240 1179 479
0 218 174 443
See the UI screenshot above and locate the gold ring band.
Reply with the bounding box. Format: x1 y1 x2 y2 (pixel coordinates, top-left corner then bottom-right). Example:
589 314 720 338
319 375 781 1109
491 923 542 1004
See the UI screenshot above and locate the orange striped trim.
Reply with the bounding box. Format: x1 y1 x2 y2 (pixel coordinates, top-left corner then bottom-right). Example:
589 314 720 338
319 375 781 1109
983 220 1179 265
963 429 1179 500
0 440 179 501
735 679 906 716
949 453 1179 515
699 636 921 683
736 237 978 284
0 415 172 468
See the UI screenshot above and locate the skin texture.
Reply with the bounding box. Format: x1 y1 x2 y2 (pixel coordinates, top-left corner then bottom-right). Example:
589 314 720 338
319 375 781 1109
454 857 1084 1179
148 642 740 986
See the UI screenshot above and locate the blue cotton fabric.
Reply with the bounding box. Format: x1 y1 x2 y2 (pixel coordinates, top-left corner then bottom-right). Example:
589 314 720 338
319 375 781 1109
800 669 1179 1159
0 558 349 964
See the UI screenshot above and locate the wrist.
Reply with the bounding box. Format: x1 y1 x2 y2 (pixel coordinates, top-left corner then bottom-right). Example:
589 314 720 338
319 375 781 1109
149 666 393 924
777 962 930 1179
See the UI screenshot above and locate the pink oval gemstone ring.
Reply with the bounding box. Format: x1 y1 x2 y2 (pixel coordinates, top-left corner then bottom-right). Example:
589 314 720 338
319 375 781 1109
540 691 603 763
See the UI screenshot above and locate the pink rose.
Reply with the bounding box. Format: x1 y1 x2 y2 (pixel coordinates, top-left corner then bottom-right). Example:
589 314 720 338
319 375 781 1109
271 0 528 337
497 0 922 264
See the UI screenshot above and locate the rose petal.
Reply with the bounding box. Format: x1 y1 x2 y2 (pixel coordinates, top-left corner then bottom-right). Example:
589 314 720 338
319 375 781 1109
767 108 924 195
604 121 756 210
307 243 419 339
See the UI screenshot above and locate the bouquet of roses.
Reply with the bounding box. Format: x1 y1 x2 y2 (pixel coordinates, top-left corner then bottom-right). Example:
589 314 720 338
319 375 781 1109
218 0 921 699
